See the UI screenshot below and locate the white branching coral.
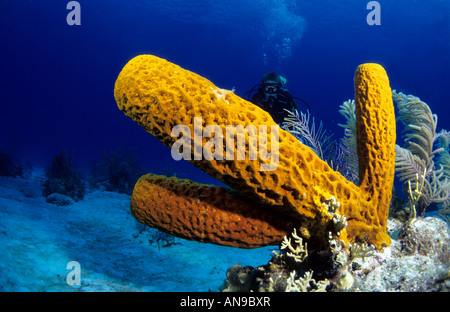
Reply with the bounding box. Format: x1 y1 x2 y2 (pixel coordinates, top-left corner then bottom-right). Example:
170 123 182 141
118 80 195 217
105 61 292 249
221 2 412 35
280 228 308 262
285 270 329 292
323 196 347 235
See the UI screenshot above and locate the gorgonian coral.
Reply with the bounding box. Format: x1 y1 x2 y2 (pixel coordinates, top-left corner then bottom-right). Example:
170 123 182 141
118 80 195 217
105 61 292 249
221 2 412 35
393 91 450 216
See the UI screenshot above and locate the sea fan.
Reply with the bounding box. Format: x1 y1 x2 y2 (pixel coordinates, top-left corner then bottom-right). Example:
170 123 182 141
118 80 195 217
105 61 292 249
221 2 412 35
393 91 450 215
434 131 450 208
337 99 359 184
282 109 336 165
282 106 360 183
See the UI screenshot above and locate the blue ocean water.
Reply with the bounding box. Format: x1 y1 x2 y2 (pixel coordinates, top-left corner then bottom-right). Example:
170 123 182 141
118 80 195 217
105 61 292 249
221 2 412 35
0 0 449 293
1 0 449 180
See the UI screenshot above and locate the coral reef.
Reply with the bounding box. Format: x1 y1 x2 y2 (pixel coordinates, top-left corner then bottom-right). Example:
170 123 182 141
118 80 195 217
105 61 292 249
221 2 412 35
221 198 368 292
394 91 450 216
114 55 396 249
221 214 450 292
352 217 450 291
336 91 450 222
42 149 85 202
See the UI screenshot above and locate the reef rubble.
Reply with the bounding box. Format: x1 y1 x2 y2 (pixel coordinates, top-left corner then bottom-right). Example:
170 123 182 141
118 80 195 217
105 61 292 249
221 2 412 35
222 216 450 292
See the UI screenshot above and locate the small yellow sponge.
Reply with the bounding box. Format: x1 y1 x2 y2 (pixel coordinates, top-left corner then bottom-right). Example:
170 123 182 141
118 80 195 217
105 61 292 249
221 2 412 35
114 55 396 249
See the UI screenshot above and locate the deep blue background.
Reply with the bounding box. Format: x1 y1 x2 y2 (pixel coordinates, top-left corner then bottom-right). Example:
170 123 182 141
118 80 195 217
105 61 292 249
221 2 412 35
1 0 449 185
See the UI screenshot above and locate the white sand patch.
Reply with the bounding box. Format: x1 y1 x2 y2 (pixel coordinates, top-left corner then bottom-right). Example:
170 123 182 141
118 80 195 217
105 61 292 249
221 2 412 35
0 174 273 292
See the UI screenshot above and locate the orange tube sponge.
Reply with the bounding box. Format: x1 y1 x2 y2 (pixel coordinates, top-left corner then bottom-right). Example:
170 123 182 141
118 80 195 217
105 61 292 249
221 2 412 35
114 55 395 249
349 63 396 246
131 174 297 248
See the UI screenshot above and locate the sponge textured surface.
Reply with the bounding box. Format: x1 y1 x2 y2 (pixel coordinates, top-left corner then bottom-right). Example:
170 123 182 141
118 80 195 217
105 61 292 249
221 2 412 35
131 174 296 248
114 55 395 248
350 63 396 245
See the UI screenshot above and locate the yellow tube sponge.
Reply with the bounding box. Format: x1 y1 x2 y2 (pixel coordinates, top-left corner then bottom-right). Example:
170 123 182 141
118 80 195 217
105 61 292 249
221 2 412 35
350 63 396 246
131 174 296 248
114 55 395 249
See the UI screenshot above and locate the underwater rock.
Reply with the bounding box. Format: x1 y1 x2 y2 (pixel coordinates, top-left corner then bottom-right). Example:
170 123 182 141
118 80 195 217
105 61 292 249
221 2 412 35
398 217 450 261
352 217 450 292
222 264 259 292
45 193 75 206
222 217 450 292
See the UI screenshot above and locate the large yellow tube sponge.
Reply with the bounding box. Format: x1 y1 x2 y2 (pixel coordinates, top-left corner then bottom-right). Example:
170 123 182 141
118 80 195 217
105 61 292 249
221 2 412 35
131 174 298 248
114 55 396 249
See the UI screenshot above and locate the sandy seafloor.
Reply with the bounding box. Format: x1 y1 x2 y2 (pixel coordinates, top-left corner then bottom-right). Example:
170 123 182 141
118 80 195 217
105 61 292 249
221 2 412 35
0 170 274 292
1 169 449 293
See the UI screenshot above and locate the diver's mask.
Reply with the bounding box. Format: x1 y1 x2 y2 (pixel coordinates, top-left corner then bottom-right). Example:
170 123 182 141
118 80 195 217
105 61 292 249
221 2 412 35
263 82 280 95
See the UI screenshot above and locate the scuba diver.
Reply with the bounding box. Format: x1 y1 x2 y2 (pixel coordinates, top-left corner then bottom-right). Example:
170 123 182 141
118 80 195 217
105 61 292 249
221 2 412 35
244 72 310 124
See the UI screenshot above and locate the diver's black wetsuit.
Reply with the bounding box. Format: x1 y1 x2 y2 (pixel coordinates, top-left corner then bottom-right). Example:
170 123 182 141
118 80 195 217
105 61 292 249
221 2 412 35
251 88 298 124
